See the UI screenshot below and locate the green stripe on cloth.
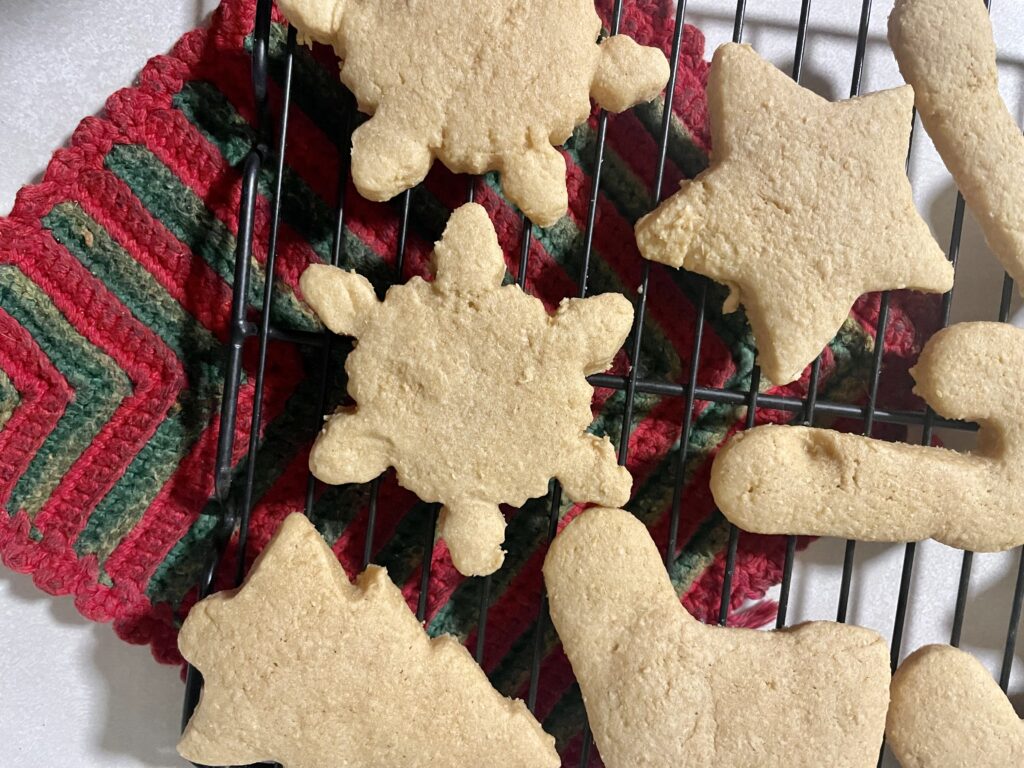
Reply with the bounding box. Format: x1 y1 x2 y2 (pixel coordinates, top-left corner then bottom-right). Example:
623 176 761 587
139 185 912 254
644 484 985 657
259 25 351 149
0 369 19 433
43 203 222 367
102 144 316 331
76 399 206 570
0 266 130 520
564 124 655 225
172 81 394 294
40 204 222 567
148 509 217 616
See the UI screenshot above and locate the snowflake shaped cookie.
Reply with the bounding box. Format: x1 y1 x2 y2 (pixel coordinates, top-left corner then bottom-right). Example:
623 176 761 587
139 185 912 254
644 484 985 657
277 0 670 227
300 203 634 576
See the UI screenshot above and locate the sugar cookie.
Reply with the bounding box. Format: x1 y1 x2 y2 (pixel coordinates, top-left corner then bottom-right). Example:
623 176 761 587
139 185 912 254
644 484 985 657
542 507 890 768
711 322 1024 551
887 644 1024 768
178 514 560 768
277 0 669 227
300 203 633 576
890 0 1024 291
634 43 952 385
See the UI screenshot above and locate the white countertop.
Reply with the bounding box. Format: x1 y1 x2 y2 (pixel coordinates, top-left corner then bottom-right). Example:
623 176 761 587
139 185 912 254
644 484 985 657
0 1 1022 766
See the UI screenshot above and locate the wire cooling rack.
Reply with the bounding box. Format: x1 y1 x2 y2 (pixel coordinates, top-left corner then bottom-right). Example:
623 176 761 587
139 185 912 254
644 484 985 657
180 0 1022 766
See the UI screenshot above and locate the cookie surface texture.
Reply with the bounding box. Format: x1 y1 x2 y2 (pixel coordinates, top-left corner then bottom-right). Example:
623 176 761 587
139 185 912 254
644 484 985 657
634 42 952 385
711 322 1024 551
887 644 1024 768
542 507 890 768
299 203 634 576
276 0 669 227
177 514 560 768
889 0 1024 292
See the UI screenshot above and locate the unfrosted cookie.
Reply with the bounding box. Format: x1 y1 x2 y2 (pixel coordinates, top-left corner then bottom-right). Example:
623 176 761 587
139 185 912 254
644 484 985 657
711 322 1024 551
890 0 1024 291
634 43 953 385
178 513 560 768
277 0 669 227
542 507 890 768
300 203 633 576
887 645 1024 768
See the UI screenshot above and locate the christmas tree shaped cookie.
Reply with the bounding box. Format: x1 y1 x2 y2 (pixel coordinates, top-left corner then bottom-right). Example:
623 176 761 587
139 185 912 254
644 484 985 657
635 43 953 385
543 507 890 767
178 514 560 768
277 0 669 226
300 203 634 576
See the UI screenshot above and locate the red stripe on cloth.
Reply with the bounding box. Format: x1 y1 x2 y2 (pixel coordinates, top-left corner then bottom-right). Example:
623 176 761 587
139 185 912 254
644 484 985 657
0 230 180 606
72 168 234 342
11 227 182 544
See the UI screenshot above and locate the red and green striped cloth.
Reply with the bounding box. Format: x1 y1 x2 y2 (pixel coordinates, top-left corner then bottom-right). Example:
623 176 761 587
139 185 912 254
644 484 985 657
0 0 937 761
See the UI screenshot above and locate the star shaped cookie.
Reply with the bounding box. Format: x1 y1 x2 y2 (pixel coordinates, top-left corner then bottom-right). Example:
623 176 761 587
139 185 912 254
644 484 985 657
178 514 560 768
300 203 634 576
635 43 954 385
277 0 669 227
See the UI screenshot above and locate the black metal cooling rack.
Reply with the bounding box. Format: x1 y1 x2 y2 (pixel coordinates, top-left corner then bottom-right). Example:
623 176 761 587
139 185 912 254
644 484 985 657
180 0 1023 766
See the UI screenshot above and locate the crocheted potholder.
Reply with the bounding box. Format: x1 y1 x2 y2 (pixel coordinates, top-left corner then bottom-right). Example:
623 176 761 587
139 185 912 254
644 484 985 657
0 0 937 762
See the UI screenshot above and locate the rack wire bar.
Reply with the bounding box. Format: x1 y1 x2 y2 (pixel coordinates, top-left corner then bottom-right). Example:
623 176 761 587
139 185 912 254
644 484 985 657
179 0 1024 765
876 161 972 768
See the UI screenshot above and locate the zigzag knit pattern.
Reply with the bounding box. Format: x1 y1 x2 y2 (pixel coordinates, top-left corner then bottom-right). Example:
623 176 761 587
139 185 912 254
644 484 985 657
0 0 937 761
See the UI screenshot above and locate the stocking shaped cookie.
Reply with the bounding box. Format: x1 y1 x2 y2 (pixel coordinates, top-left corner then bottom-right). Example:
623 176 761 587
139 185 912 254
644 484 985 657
712 322 1024 551
300 203 633 576
178 514 560 768
887 645 1024 767
277 0 669 227
543 507 890 768
890 0 1024 293
635 43 953 385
